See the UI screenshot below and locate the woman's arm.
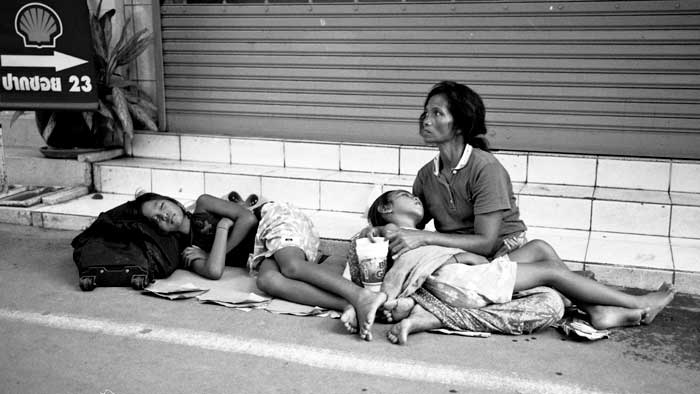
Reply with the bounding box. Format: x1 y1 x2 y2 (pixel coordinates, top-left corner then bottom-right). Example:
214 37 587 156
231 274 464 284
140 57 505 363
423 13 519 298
451 251 489 265
385 210 503 259
189 194 258 279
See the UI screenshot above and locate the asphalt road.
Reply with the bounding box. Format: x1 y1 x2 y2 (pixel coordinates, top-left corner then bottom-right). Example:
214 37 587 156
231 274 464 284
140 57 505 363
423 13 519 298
1 223 698 394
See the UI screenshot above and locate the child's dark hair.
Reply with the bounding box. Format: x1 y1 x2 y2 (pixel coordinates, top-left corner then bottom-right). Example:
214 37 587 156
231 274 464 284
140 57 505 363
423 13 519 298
367 190 398 227
133 192 190 222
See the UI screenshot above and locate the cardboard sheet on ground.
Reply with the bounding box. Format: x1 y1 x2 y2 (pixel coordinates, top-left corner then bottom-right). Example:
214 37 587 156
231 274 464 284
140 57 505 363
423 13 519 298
144 267 338 317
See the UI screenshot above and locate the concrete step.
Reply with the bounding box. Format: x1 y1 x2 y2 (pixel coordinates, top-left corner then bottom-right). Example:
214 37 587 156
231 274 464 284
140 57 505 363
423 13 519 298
2 131 699 294
2 190 698 295
4 147 92 187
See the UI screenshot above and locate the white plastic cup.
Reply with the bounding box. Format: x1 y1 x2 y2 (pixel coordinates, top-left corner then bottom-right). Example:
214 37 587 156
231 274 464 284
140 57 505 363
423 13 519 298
355 237 389 292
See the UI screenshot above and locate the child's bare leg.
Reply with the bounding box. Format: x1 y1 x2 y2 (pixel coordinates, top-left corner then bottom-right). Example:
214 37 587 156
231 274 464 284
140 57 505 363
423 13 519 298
274 247 386 340
382 297 415 322
257 258 348 310
387 303 441 345
578 303 647 329
514 261 676 319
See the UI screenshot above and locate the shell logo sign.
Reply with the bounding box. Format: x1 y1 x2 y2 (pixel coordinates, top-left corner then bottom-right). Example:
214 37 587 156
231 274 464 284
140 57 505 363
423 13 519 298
15 2 63 49
0 0 97 110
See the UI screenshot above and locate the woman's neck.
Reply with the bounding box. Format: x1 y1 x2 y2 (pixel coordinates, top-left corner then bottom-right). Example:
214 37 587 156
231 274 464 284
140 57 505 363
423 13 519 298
438 137 466 170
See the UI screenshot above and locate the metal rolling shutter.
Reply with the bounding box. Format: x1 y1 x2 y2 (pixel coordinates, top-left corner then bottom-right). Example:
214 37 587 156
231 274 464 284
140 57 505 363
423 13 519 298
160 1 700 159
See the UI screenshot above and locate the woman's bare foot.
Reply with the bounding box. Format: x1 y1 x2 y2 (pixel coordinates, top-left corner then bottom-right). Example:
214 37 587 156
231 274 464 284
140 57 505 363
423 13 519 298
386 304 441 345
345 290 387 341
382 297 415 322
639 282 676 325
583 305 647 329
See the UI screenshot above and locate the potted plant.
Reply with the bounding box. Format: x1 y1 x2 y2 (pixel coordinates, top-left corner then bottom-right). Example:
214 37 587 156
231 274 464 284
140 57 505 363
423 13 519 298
11 0 157 157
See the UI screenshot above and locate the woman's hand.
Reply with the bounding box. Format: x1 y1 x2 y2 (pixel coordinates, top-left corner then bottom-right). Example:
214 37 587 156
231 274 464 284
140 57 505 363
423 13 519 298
182 246 208 266
384 227 428 259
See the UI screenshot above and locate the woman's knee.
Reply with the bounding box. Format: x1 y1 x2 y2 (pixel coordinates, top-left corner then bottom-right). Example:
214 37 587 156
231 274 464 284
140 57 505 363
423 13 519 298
527 239 558 260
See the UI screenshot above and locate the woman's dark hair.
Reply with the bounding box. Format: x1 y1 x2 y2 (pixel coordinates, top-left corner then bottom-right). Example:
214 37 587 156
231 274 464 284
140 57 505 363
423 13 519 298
367 190 399 227
133 192 190 221
422 80 489 151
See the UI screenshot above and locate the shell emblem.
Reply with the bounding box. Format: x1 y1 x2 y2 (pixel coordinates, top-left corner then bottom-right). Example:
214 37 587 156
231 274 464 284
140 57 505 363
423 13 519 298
14 2 63 49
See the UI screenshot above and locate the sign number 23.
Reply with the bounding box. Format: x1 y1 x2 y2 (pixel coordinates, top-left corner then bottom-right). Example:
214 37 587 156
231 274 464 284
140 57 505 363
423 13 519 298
68 75 92 92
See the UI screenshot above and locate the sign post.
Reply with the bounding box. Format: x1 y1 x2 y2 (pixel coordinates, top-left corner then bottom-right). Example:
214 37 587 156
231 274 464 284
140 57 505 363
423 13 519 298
0 0 98 110
0 122 7 194
0 0 98 191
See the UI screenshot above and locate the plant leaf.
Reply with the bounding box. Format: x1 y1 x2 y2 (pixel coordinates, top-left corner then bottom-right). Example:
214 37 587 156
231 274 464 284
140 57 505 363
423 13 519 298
114 30 152 66
124 92 157 114
112 86 133 138
9 110 25 127
97 98 114 120
107 16 133 76
41 112 57 142
127 102 158 131
108 75 138 89
100 9 116 53
89 14 107 63
82 111 94 133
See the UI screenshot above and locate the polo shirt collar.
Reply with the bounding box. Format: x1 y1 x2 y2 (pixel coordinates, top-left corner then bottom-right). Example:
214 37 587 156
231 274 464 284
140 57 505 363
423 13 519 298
432 143 473 176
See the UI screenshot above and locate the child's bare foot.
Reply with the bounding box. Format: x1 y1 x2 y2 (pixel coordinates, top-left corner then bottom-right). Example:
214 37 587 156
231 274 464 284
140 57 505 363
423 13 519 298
386 304 441 345
382 297 415 322
341 305 359 334
640 282 676 325
584 305 646 329
350 290 387 341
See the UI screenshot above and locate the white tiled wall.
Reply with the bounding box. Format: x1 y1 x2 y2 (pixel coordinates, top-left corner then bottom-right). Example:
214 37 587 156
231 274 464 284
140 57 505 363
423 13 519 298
284 142 340 170
518 195 591 230
132 133 179 160
181 136 230 163
320 181 376 213
671 206 700 239
527 154 596 186
262 177 320 210
340 144 399 174
586 232 673 270
98 166 151 195
671 161 700 193
596 159 670 190
591 200 670 236
671 238 700 273
230 138 284 167
152 169 204 199
204 173 261 200
399 147 435 176
494 152 527 183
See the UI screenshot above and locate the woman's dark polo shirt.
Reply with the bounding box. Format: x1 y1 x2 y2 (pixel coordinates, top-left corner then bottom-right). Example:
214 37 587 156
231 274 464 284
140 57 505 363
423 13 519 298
413 147 526 243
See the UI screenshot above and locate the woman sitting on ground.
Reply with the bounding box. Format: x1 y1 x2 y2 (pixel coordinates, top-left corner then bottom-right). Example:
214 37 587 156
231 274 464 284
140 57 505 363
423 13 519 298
362 190 676 345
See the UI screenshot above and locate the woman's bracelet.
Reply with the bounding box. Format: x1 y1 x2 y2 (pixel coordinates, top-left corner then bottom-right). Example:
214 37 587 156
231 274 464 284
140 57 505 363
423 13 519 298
217 226 229 231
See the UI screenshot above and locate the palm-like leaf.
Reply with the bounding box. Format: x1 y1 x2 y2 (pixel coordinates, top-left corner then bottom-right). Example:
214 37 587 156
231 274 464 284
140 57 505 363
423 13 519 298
9 110 25 128
41 112 57 142
111 86 133 137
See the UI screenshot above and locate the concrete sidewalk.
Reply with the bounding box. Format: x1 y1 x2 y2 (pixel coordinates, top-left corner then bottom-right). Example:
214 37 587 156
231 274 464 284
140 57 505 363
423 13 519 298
1 223 699 394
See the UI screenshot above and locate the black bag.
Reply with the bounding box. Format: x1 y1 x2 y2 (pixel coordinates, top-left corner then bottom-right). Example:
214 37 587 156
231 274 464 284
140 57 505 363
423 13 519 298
73 235 151 291
72 201 183 291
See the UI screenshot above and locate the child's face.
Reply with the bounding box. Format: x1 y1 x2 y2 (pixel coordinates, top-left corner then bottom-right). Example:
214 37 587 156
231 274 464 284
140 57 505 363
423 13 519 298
389 190 424 221
142 198 185 233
